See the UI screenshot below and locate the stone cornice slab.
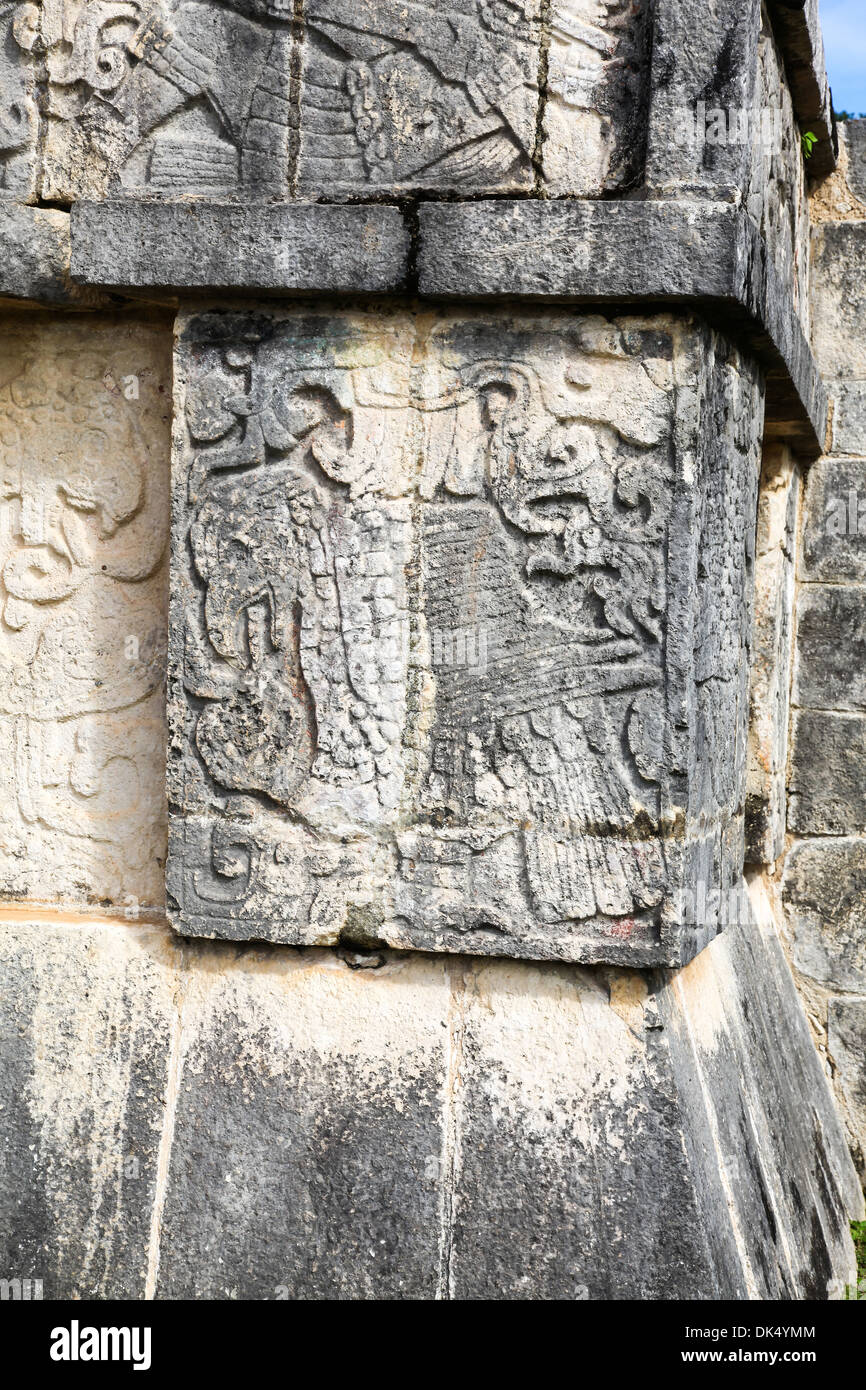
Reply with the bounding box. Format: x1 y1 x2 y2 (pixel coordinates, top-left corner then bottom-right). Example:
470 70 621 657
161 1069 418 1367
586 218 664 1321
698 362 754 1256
66 197 827 456
70 201 411 295
417 200 827 457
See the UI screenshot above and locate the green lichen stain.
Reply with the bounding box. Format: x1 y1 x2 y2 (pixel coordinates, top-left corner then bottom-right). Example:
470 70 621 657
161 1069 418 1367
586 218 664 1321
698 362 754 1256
847 1222 866 1300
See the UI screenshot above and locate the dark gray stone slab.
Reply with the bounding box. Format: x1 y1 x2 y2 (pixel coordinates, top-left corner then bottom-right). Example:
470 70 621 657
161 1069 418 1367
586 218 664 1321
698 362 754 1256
448 893 862 1299
800 458 866 581
70 201 411 293
0 922 177 1299
789 711 866 834
794 585 866 710
646 0 762 201
417 199 827 456
167 305 760 968
782 838 866 992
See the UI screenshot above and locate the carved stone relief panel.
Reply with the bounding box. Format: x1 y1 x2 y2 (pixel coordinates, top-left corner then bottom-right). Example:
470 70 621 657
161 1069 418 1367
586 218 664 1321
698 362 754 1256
20 0 653 202
0 3 40 199
168 306 761 966
543 0 653 197
38 0 296 202
0 314 170 910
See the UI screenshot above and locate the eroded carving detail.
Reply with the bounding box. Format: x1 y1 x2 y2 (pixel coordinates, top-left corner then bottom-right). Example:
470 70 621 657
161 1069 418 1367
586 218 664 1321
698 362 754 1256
0 318 170 907
169 308 758 965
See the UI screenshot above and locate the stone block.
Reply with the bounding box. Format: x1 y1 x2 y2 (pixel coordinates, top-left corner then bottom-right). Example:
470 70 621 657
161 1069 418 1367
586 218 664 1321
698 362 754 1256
154 946 451 1299
782 838 866 992
789 711 866 834
745 444 797 865
417 200 827 454
800 457 866 582
830 379 866 457
793 585 866 711
828 996 866 1178
845 118 866 205
811 222 866 379
0 313 171 911
167 305 761 967
71 201 411 293
0 919 179 1298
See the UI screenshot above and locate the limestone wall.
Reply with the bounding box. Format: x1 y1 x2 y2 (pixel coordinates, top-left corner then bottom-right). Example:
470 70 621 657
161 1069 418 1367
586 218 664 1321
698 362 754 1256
0 0 863 1302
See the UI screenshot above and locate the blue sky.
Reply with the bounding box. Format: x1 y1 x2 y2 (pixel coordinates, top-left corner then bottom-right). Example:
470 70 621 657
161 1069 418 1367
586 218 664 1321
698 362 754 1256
820 0 866 114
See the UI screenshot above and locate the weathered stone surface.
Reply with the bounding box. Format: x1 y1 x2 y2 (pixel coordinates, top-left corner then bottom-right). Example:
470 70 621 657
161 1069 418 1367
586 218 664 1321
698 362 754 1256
0 204 97 308
745 444 797 865
800 458 866 582
0 918 179 1299
71 201 411 293
154 946 451 1299
766 0 836 177
830 379 866 457
660 879 862 1298
448 958 720 1299
541 0 653 197
40 0 296 204
0 314 171 910
789 711 866 834
846 119 866 206
295 0 542 196
153 900 862 1299
0 3 40 200
811 222 866 379
417 199 827 454
167 304 760 967
828 996 866 1180
782 838 866 993
793 585 866 711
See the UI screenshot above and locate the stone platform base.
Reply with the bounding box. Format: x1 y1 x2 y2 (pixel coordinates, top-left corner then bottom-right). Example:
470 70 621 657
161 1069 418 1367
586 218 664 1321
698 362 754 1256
0 880 861 1300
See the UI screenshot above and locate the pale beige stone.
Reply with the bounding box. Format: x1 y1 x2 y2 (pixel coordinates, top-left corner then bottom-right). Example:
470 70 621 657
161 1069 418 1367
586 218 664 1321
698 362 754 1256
0 313 171 910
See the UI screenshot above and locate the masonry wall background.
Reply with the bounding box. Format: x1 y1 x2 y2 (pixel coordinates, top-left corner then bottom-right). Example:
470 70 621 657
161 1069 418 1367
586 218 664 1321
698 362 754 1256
0 0 864 1301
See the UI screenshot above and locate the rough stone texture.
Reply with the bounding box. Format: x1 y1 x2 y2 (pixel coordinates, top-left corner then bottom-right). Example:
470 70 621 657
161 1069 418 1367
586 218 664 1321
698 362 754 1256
0 203 100 308
167 305 761 968
658 878 861 1299
766 0 836 176
0 3 39 200
3 895 858 1300
541 0 653 197
155 945 451 1299
745 444 797 865
782 839 866 994
800 458 866 582
0 313 171 911
71 201 411 293
294 0 543 196
0 918 179 1299
846 120 866 206
794 585 866 711
39 0 296 204
788 712 866 835
417 199 826 455
812 221 866 462
828 997 866 1180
